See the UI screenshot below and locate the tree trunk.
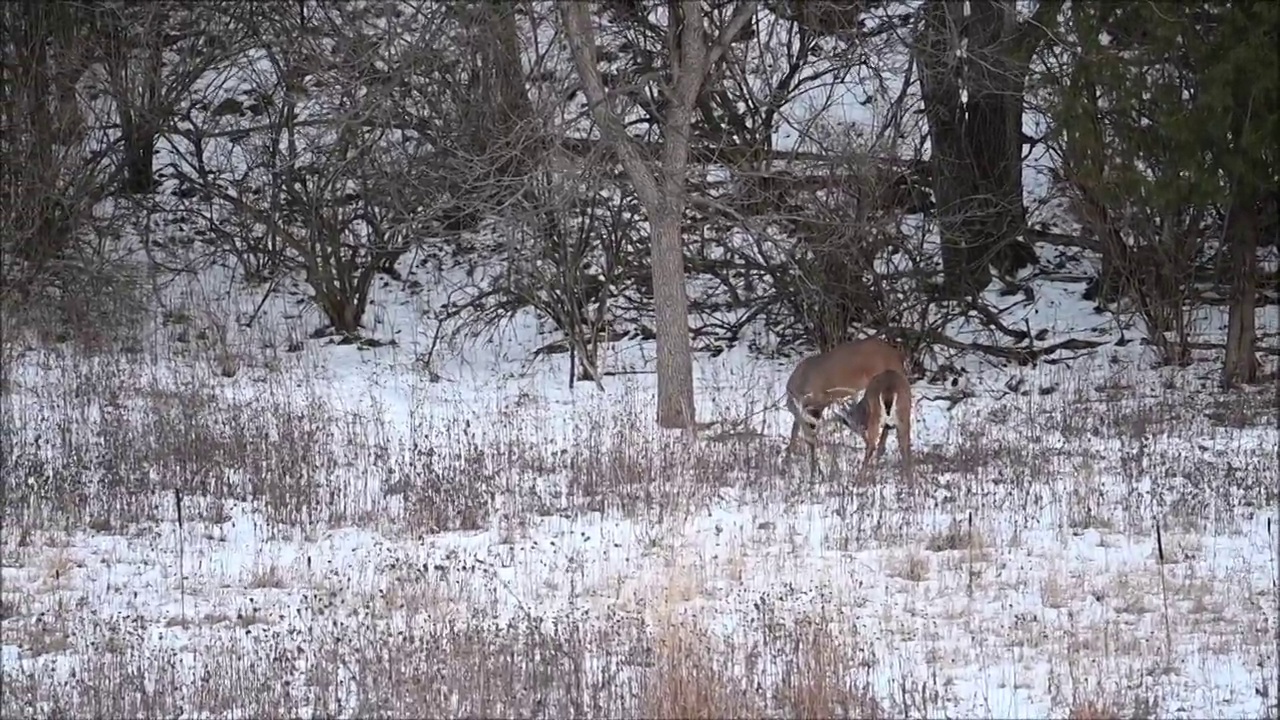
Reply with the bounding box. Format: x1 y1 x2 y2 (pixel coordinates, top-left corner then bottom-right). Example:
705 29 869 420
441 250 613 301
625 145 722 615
1221 184 1261 388
11 1 62 269
651 208 698 427
645 0 711 429
1220 55 1265 389
475 1 535 178
558 1 756 429
915 0 1057 300
916 2 978 299
122 122 158 195
965 0 1023 288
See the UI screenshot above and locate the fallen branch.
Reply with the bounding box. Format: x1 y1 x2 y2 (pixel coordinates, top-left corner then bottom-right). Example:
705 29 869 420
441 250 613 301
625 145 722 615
1023 226 1100 252
1191 291 1280 307
884 326 1108 365
1178 340 1280 357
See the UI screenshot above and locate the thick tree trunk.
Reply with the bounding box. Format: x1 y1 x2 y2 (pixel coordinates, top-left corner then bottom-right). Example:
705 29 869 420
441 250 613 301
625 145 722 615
10 1 63 269
916 2 979 299
915 0 1055 300
122 121 158 195
645 0 710 430
1220 63 1265 389
651 209 698 427
965 0 1023 287
478 1 535 173
1221 188 1261 388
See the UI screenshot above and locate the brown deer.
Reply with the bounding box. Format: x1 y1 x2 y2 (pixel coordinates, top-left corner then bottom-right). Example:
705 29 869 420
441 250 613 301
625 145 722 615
832 368 914 481
784 337 914 479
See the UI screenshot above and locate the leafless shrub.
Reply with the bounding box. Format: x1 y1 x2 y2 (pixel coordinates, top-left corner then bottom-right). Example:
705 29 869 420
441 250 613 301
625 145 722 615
665 6 939 356
1059 162 1205 366
1 4 110 292
91 2 268 197
0 4 155 350
685 144 934 361
451 159 648 387
163 2 546 337
168 5 424 333
1 249 151 356
1 3 277 357
780 156 930 353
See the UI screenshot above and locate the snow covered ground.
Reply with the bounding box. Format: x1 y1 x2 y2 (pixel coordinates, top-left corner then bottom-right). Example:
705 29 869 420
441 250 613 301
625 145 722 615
2 246 1277 719
4 1 1276 715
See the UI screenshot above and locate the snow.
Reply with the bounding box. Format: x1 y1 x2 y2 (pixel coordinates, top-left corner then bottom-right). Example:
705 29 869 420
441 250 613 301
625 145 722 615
3 240 1277 717
4 2 1278 716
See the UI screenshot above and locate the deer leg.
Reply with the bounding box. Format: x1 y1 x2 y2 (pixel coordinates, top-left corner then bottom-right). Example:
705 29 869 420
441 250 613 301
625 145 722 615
790 418 819 477
787 416 803 458
793 403 824 477
864 426 881 467
786 409 814 472
856 423 882 484
896 422 914 481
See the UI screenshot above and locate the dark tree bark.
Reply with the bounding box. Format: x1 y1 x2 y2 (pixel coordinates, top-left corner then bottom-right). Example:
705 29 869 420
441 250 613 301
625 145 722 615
100 6 165 197
1220 78 1264 388
914 0 1061 299
963 0 1023 287
7 1 76 268
1221 190 1261 388
121 119 159 195
473 1 535 171
916 2 982 298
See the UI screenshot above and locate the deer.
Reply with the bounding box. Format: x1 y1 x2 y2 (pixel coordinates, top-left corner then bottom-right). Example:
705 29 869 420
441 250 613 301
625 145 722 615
784 337 914 480
833 368 914 481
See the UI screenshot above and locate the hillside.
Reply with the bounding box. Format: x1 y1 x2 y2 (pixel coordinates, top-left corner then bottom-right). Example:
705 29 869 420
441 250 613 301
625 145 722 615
3 226 1277 716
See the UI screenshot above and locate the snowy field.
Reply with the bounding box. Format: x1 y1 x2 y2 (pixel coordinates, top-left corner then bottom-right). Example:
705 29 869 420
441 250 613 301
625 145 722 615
1 3 1278 715
2 250 1277 719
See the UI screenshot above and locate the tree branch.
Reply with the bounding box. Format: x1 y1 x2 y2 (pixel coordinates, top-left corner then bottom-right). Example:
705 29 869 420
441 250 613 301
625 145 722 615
560 2 664 210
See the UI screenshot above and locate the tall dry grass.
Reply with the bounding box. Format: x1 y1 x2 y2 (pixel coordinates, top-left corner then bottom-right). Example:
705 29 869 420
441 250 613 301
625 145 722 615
2 297 1277 718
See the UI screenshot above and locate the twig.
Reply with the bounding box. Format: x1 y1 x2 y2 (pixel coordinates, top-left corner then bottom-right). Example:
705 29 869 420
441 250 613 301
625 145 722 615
1155 518 1173 669
174 487 186 625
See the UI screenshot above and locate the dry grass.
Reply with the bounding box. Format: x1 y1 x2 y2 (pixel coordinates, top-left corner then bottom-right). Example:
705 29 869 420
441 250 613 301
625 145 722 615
1 305 1277 719
0 605 889 718
1066 699 1123 720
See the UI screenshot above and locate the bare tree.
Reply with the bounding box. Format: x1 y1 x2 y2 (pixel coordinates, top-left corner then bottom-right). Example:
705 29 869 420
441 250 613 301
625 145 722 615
0 0 155 351
1 1 106 284
560 0 758 429
92 2 264 197
457 158 641 390
164 1 544 337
